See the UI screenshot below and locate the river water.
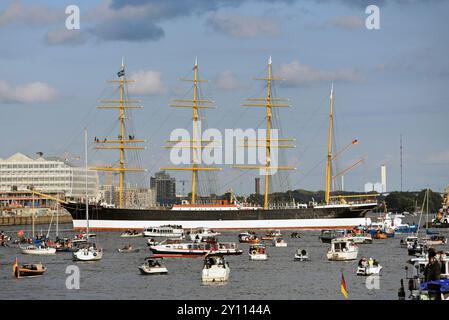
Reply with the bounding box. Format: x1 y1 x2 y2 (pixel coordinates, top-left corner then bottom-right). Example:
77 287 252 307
1 213 447 300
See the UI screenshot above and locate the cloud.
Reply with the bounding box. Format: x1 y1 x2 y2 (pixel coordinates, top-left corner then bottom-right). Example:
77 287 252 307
127 70 166 95
206 13 280 38
277 60 363 86
45 29 87 46
0 80 58 104
305 15 364 30
0 0 61 27
215 70 246 90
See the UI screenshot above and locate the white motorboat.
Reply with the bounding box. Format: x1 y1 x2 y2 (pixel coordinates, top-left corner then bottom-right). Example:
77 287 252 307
73 244 103 261
400 236 419 248
294 248 309 261
262 230 282 241
356 258 383 276
422 235 447 246
273 237 287 247
347 233 373 244
187 227 220 242
139 258 168 275
20 244 56 256
120 230 143 238
249 244 268 261
202 254 230 282
326 238 358 261
146 238 160 246
143 225 184 238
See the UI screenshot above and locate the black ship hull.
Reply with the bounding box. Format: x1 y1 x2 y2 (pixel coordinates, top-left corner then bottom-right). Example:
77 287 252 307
61 202 377 231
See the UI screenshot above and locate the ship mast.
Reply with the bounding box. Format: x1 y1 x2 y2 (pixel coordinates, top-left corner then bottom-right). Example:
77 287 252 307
161 58 221 205
325 84 334 205
234 57 295 209
93 58 145 208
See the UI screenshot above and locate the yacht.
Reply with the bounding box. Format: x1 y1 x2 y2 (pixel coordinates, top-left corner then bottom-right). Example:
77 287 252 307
202 254 230 282
139 258 168 275
326 238 358 261
249 244 268 261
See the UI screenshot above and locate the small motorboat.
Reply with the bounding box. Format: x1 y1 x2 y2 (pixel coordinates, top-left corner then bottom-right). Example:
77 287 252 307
118 244 140 253
73 243 103 261
261 230 281 241
202 253 230 282
423 235 447 246
238 232 260 244
356 257 383 276
13 259 46 278
326 238 358 261
139 257 168 275
120 230 143 238
146 238 160 246
20 243 56 255
400 236 419 248
249 244 268 261
294 249 309 261
319 229 346 243
187 228 221 242
373 230 388 240
290 232 301 238
55 238 76 252
348 233 373 244
273 237 287 247
407 240 427 256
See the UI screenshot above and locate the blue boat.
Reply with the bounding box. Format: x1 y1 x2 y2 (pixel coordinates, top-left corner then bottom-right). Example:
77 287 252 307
394 224 418 234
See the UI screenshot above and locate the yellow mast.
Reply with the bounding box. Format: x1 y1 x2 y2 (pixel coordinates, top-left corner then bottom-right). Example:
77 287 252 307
233 57 295 209
93 58 145 208
325 84 334 205
161 58 221 205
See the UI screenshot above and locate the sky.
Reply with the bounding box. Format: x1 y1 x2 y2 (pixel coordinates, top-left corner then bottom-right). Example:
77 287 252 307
0 0 448 196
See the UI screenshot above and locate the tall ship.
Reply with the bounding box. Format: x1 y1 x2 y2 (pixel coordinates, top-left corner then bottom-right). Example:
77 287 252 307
61 58 378 230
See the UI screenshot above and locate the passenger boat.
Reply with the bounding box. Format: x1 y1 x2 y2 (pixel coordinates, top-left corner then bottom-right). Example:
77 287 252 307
186 227 220 242
73 243 103 261
149 238 215 257
202 254 230 282
273 237 287 247
238 232 260 244
118 245 140 253
13 258 46 278
249 244 268 261
61 60 377 232
294 249 309 261
120 230 143 238
261 230 281 241
143 225 184 238
326 238 358 261
139 257 168 275
319 229 346 243
356 258 383 276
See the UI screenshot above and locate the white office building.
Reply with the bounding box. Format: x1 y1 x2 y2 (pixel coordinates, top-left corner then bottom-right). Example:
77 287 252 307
0 153 99 200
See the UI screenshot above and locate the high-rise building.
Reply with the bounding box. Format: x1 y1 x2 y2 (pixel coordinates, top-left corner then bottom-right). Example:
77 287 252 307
381 164 387 193
0 153 99 200
150 171 176 205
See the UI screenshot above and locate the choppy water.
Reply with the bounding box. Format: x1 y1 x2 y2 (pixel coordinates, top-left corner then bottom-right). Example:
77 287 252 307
1 213 447 300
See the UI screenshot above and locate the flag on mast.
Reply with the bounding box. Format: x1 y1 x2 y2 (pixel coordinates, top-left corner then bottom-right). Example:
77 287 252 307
117 57 125 77
341 273 348 299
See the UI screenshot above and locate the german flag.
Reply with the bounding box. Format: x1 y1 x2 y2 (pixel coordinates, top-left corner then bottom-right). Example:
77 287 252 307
341 273 348 299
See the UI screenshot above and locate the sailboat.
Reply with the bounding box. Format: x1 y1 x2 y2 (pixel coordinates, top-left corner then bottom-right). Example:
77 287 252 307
20 193 56 255
72 129 103 262
60 58 378 231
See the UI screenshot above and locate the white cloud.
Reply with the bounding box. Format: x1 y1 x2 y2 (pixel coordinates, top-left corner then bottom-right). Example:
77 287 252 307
305 15 364 30
0 0 61 27
215 70 246 91
206 13 280 38
277 60 363 86
127 70 166 96
0 80 58 104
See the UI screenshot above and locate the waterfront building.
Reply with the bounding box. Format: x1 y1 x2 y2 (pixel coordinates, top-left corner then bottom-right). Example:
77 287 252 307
99 185 156 208
150 171 176 205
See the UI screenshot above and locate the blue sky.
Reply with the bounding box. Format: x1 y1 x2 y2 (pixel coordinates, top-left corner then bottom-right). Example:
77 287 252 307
1 0 448 196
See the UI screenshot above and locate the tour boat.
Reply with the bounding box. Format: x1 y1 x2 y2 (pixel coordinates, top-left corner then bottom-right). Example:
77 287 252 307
202 254 230 282
319 229 346 243
273 237 287 247
238 232 261 244
326 238 358 261
13 259 46 278
73 243 103 261
120 230 143 238
186 227 220 242
294 249 309 261
261 230 282 241
356 258 383 276
118 245 140 253
139 257 168 275
143 225 184 238
249 244 268 261
149 238 216 257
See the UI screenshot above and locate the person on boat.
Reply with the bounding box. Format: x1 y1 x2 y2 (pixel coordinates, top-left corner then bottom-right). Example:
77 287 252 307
424 248 441 282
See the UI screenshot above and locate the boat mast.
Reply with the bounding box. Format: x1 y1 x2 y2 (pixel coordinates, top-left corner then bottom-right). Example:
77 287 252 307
162 58 221 205
325 84 334 205
93 58 145 208
234 56 295 209
85 128 90 235
32 191 35 238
